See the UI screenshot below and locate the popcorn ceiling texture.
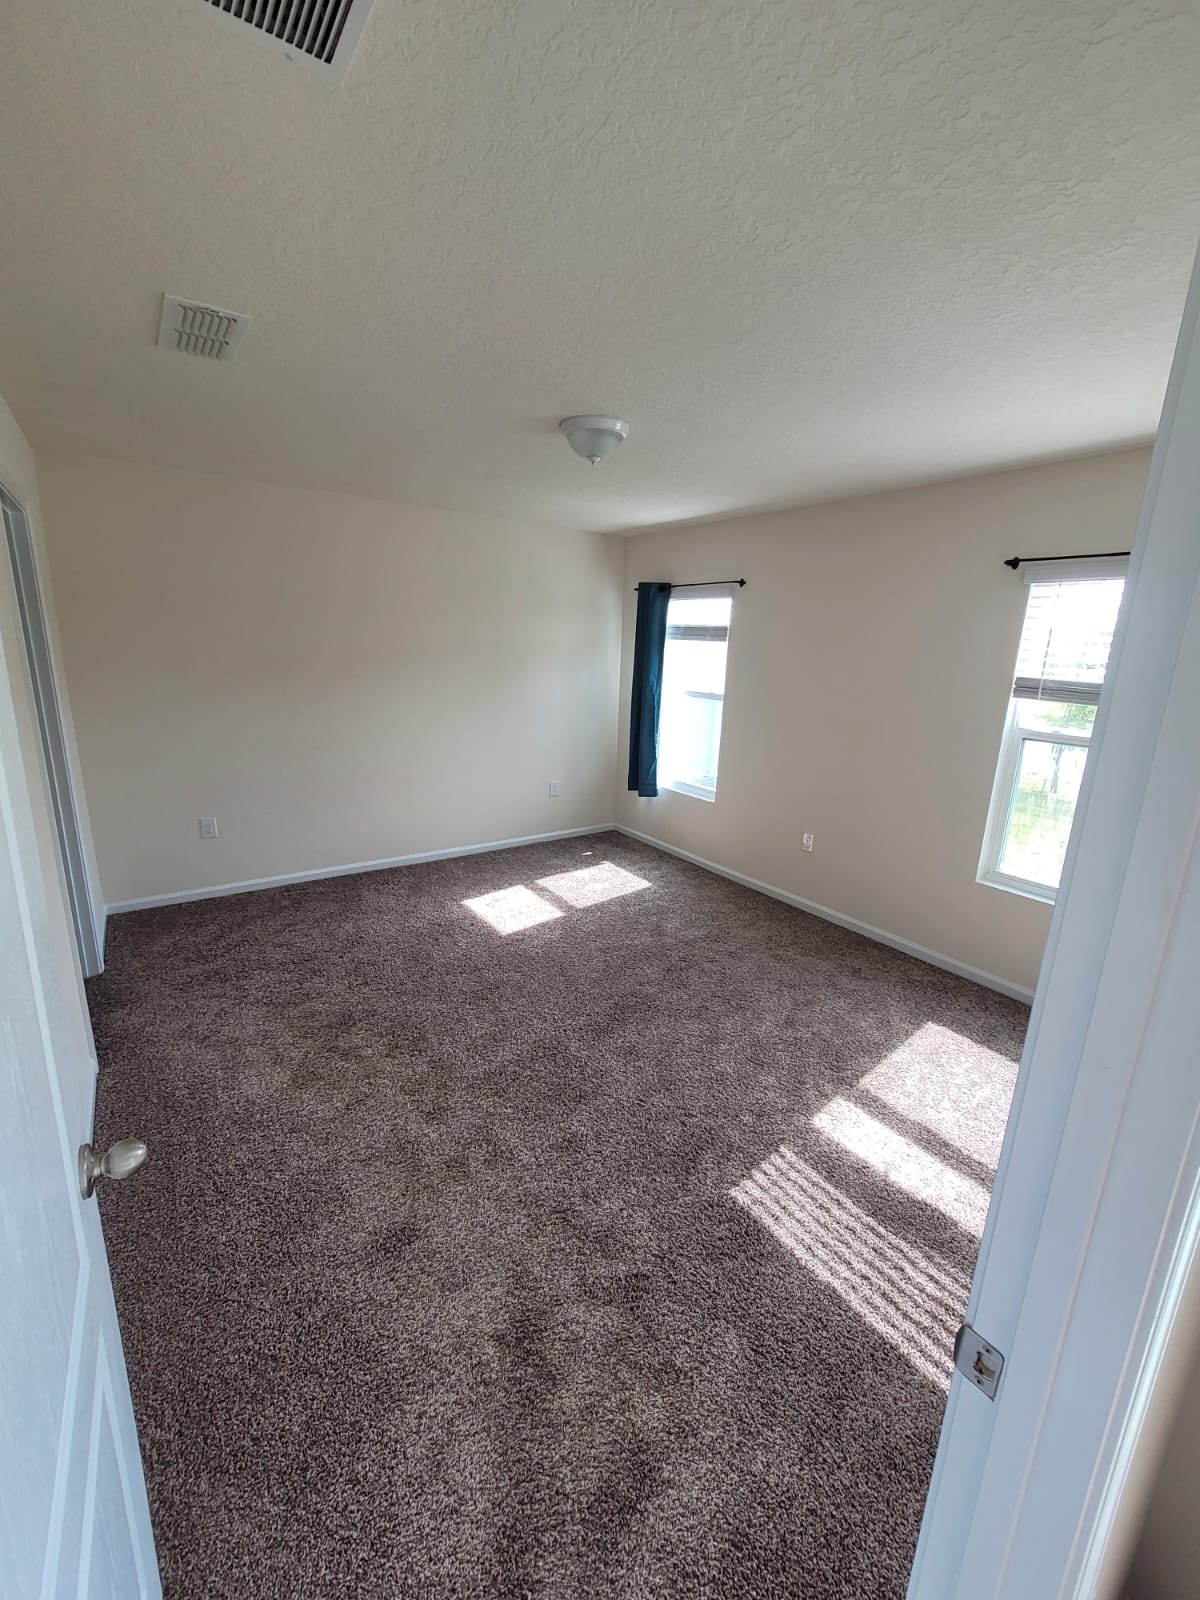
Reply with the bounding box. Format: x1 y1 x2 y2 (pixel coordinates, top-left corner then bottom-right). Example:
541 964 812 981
90 833 1026 1597
0 2 1197 530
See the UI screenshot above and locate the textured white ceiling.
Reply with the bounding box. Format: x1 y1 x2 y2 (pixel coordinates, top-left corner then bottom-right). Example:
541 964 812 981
0 1 1196 533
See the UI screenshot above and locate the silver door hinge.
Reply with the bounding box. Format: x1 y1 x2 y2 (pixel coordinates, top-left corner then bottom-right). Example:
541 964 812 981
954 1323 1005 1400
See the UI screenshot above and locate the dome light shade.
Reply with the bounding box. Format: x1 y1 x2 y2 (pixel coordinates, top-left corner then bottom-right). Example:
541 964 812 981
559 415 631 465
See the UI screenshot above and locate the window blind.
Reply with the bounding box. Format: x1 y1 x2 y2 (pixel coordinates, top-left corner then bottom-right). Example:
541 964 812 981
666 593 732 643
1012 577 1125 706
666 623 728 642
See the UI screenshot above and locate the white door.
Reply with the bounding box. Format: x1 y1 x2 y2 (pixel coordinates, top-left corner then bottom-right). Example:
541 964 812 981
910 245 1200 1596
0 581 158 1590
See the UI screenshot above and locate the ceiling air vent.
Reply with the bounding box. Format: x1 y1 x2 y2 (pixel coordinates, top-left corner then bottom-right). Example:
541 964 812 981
157 295 250 362
181 0 377 80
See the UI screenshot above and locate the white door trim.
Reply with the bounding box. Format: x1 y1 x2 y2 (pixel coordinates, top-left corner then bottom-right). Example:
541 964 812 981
1 481 103 976
910 242 1200 1597
0 487 159 1593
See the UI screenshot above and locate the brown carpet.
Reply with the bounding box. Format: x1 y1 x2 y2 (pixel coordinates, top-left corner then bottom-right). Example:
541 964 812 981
90 831 1026 1599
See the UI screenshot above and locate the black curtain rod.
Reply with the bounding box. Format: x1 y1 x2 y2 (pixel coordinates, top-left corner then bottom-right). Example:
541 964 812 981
1004 551 1129 570
633 578 746 591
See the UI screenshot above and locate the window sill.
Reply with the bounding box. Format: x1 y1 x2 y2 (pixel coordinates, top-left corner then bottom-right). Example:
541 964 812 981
978 868 1057 906
661 779 717 803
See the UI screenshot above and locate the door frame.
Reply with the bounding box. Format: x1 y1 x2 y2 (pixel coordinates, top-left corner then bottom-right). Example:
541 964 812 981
1 480 102 977
910 243 1200 1596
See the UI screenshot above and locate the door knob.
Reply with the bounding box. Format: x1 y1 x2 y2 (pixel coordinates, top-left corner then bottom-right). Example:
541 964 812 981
78 1138 149 1199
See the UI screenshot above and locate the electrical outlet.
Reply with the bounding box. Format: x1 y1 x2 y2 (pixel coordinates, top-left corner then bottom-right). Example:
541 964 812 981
548 780 561 797
802 832 814 852
199 817 218 839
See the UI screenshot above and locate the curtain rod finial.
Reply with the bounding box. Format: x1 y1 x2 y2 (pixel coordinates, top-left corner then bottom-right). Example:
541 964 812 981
1004 557 1021 570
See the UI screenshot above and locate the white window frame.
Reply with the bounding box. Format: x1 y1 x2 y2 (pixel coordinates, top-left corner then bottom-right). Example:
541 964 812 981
663 777 719 802
978 558 1128 904
978 702 1093 904
658 588 734 804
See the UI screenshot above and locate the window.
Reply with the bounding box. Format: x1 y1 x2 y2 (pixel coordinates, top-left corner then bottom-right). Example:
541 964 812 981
658 592 733 800
979 562 1127 901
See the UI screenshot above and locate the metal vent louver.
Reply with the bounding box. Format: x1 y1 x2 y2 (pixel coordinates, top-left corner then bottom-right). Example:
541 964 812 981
182 0 376 80
157 296 250 362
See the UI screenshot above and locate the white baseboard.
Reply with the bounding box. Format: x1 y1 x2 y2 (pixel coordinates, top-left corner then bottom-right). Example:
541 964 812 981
105 825 615 916
105 820 1034 1003
615 824 1034 1004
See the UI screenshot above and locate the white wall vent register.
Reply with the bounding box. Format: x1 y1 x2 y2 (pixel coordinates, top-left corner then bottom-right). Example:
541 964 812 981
157 295 250 362
179 0 378 80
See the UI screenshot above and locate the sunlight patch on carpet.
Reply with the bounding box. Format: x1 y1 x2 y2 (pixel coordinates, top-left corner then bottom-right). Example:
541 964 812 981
812 1098 991 1237
462 885 564 934
732 1148 967 1389
536 862 651 908
857 1023 1017 1170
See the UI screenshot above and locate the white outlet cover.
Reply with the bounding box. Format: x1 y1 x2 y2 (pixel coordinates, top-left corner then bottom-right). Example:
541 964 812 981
549 780 561 797
199 817 219 839
802 833 814 851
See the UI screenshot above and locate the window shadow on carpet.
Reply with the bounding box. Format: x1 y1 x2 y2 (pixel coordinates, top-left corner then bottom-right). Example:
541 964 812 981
733 1016 1017 1388
731 1147 967 1389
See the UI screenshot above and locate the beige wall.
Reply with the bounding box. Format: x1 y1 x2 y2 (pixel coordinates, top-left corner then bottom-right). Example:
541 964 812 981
39 453 623 908
617 447 1152 995
38 444 1152 984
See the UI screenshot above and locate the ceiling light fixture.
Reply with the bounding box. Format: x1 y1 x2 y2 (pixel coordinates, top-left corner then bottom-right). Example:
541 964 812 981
559 415 631 465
